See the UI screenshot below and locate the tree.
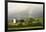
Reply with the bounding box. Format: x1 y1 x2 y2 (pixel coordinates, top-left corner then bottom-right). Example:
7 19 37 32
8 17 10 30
28 18 35 25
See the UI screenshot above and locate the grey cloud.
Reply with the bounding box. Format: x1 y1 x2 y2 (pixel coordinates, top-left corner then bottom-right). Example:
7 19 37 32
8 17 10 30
8 2 43 20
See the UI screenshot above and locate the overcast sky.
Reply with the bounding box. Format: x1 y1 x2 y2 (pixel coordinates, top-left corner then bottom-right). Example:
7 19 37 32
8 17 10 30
8 2 43 20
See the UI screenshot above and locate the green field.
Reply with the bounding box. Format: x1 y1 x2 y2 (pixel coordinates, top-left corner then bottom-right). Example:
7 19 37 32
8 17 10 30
8 17 43 30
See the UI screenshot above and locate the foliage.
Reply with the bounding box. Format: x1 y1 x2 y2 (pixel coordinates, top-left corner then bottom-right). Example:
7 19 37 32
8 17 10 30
8 17 43 28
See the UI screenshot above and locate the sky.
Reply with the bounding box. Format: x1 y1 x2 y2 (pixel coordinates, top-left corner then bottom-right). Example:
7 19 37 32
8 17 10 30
8 2 43 20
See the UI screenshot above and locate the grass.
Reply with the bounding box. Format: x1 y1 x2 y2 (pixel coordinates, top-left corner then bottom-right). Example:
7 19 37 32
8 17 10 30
8 26 43 30
8 17 43 29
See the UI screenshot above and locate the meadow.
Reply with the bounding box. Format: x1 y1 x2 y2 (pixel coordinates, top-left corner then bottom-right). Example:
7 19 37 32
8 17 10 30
8 17 43 30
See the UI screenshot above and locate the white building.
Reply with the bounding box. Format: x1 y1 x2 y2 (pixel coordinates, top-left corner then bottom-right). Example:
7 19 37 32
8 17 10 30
13 19 16 24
